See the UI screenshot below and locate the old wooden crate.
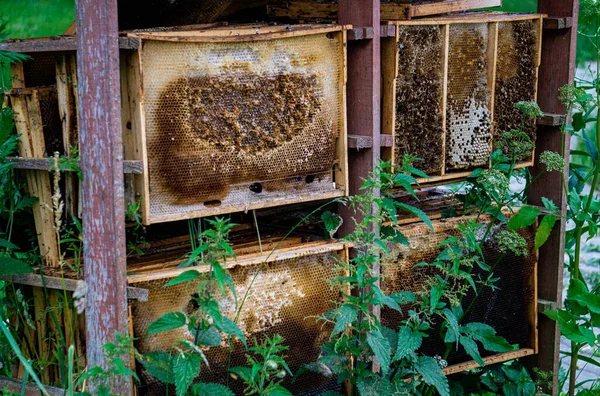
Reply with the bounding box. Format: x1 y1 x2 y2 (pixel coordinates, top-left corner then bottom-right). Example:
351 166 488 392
5 24 349 226
380 214 538 373
382 13 543 184
128 241 347 395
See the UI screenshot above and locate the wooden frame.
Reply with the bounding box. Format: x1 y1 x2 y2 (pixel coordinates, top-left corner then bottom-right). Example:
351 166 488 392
382 13 544 185
268 0 503 21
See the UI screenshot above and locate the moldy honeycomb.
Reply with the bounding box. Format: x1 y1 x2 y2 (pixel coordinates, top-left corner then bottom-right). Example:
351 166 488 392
381 216 536 366
131 252 342 395
140 32 345 222
394 25 445 175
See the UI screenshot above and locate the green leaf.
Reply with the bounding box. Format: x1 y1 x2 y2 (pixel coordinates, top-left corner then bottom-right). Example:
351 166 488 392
573 112 586 131
321 211 343 238
173 353 201 396
374 238 390 254
569 189 582 213
141 351 174 384
508 206 540 231
180 244 209 267
266 384 293 396
535 214 556 249
218 317 246 346
395 202 433 231
332 304 358 337
381 326 398 354
190 383 235 396
230 366 253 383
381 226 409 245
443 309 460 346
393 326 422 361
542 197 559 213
212 262 227 293
196 326 222 347
568 279 600 314
147 312 187 335
0 256 33 275
356 376 395 396
429 285 442 313
415 356 449 396
394 173 417 198
464 322 513 353
460 336 484 366
165 270 201 287
218 240 236 259
0 239 19 250
366 330 391 376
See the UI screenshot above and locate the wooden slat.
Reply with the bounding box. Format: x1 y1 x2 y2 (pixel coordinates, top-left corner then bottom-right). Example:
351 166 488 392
6 157 144 174
0 36 139 52
347 134 394 150
543 17 573 30
524 0 579 394
408 0 502 19
443 348 535 376
6 274 149 301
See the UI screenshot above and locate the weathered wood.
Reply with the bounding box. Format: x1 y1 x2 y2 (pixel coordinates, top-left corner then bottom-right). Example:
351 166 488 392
0 376 65 396
0 36 139 53
408 0 502 19
6 157 144 174
537 113 566 127
543 17 573 30
347 27 374 41
347 134 393 150
443 348 535 376
76 0 130 393
524 1 579 394
6 274 149 301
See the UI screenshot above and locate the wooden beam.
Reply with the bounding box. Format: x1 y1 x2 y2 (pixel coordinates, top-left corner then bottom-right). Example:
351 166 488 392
407 0 502 19
0 376 64 396
525 1 579 394
347 134 393 150
0 36 139 53
543 17 574 30
76 0 130 393
6 274 149 301
537 113 566 127
6 157 144 174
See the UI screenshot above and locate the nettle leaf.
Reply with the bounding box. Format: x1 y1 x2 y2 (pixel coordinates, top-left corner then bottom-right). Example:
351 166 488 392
429 285 443 313
366 330 391 376
0 256 33 275
331 304 358 337
357 376 395 396
165 270 201 287
141 351 174 384
218 317 246 347
395 202 433 231
147 312 187 335
394 326 422 361
568 279 600 314
267 384 293 396
0 239 19 250
321 211 343 238
196 326 222 347
394 173 417 198
180 244 209 267
464 322 513 353
381 326 398 353
542 197 559 213
212 261 227 293
443 309 460 346
569 189 582 213
415 356 449 396
381 226 410 245
190 383 235 396
535 214 556 249
508 206 540 231
173 353 201 396
460 336 484 366
230 366 253 382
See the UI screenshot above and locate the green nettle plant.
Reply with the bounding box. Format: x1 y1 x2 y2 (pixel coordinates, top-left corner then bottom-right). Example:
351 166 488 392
299 102 557 396
230 334 292 396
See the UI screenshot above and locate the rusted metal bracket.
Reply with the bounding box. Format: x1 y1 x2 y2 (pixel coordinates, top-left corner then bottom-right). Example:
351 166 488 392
348 134 393 149
6 273 149 302
6 157 143 174
347 27 375 40
543 17 573 30
537 113 565 127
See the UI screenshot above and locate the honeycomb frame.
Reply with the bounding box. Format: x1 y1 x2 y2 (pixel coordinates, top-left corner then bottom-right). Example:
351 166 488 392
382 13 544 184
122 25 349 225
380 213 538 371
128 242 347 395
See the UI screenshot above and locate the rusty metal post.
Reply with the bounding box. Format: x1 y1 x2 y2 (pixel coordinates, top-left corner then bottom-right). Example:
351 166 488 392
76 0 130 393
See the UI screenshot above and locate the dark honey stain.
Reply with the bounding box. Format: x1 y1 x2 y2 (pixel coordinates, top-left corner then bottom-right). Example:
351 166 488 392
150 70 336 205
494 21 538 154
38 89 65 156
395 25 445 175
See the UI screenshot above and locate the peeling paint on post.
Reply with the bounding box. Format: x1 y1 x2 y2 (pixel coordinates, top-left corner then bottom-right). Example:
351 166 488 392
76 0 130 393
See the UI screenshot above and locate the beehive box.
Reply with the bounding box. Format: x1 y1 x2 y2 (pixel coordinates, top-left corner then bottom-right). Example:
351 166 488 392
380 214 538 372
382 13 543 182
128 242 346 395
5 24 349 226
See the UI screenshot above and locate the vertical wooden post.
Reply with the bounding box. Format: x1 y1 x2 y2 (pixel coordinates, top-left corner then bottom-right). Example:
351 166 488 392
76 0 130 393
526 1 579 394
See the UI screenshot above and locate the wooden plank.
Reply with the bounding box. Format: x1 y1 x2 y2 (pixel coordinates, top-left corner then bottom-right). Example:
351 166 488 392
6 157 144 174
440 24 450 175
8 72 60 268
408 0 502 19
524 1 579 394
5 274 149 301
0 36 139 52
543 17 573 30
336 29 350 196
395 12 547 25
348 134 394 150
443 348 535 376
76 0 130 393
380 24 398 163
537 113 565 127
32 287 50 384
0 376 64 396
487 22 499 169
